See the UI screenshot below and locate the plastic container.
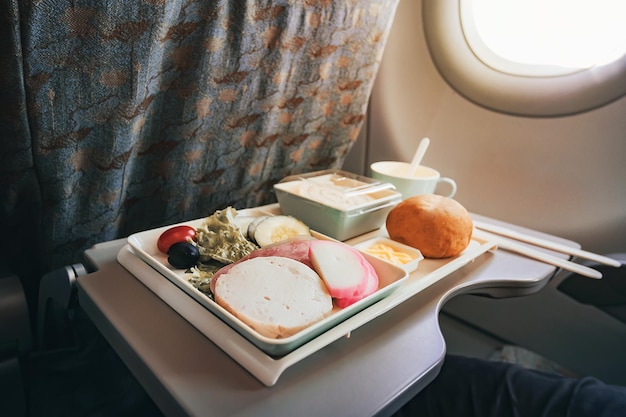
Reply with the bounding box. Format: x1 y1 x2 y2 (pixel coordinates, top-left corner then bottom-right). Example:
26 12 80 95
273 170 402 241
354 237 424 273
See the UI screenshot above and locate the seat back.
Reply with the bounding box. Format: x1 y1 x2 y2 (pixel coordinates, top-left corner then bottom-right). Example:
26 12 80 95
0 1 400 311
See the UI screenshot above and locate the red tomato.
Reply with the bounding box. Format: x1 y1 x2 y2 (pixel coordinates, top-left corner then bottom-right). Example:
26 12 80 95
157 225 197 254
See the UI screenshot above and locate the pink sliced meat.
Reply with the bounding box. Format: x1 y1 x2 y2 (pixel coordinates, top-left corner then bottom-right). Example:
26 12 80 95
334 258 380 308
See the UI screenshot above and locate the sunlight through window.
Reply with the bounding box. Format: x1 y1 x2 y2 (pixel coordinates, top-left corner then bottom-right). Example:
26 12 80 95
461 0 626 74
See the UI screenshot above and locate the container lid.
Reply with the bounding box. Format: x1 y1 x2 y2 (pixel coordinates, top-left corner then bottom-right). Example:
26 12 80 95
274 169 401 212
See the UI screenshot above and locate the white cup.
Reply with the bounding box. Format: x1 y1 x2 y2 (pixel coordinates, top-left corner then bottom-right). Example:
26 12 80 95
370 161 457 199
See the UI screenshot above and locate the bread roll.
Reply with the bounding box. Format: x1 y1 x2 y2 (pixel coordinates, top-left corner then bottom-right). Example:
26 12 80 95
386 194 473 258
214 256 333 339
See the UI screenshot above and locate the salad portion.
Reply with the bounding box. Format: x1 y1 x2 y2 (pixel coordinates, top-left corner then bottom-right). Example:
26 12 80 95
155 207 311 295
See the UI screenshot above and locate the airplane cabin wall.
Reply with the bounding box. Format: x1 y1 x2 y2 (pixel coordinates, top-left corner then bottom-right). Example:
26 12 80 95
345 0 626 255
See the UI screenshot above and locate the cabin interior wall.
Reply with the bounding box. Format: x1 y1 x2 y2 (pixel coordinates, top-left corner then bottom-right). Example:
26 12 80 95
345 0 626 256
341 0 626 382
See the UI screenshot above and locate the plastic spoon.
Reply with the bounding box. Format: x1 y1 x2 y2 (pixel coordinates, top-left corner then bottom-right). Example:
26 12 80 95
409 137 430 175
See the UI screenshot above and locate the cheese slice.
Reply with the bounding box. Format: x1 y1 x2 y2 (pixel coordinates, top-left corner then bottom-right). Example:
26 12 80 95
214 256 333 339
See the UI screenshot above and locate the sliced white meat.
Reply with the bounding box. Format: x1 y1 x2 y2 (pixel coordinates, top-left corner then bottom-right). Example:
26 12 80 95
213 256 332 339
210 237 315 294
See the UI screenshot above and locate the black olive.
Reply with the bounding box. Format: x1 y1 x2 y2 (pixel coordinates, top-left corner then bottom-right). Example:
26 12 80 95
167 242 200 269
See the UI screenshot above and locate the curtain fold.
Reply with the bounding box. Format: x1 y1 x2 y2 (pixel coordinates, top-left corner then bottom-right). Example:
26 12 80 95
0 0 399 303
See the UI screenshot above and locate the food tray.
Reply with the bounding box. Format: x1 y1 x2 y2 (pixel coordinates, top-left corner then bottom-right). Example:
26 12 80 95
119 205 497 386
126 207 409 356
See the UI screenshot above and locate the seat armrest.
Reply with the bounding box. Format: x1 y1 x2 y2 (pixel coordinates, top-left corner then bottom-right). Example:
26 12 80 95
0 274 32 354
37 264 88 349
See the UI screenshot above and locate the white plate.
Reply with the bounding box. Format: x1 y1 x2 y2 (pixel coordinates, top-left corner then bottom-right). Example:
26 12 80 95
126 207 409 356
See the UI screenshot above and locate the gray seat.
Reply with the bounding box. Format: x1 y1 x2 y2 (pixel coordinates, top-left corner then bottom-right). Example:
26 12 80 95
557 253 626 323
0 272 31 417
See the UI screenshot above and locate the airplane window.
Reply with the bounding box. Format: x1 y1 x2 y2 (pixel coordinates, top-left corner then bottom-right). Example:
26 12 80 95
463 0 626 76
422 1 626 116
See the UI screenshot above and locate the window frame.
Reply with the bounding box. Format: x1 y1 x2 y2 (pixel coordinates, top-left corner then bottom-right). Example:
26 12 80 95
422 1 626 117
